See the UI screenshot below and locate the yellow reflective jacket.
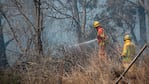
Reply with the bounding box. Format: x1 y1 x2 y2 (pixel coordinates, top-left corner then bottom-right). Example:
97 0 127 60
121 40 136 62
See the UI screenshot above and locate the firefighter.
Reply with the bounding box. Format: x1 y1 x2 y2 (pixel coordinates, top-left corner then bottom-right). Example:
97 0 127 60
93 21 107 60
121 34 136 71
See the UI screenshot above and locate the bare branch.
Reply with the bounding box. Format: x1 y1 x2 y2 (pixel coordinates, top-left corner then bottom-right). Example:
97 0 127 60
12 0 36 32
1 12 23 52
5 38 14 48
51 4 80 27
51 5 72 18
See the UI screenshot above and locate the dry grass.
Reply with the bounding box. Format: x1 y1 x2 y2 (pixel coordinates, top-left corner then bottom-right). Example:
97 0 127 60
0 46 149 84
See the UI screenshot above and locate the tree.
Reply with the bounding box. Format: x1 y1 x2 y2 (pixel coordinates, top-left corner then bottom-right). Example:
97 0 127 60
5 0 43 55
101 0 139 44
0 0 46 65
138 0 149 44
46 0 96 43
138 1 147 45
0 14 8 68
0 4 14 68
33 0 44 55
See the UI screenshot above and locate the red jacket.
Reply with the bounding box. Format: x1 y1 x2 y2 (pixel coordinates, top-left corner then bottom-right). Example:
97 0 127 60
96 27 106 44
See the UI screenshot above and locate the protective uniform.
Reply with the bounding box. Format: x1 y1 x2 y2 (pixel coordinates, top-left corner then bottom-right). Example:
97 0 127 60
93 21 107 60
121 34 136 70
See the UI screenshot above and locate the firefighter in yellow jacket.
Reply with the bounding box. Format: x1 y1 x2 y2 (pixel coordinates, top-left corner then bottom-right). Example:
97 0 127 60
121 34 136 70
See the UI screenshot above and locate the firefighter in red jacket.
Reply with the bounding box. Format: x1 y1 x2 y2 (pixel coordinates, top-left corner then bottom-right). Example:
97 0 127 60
93 21 107 60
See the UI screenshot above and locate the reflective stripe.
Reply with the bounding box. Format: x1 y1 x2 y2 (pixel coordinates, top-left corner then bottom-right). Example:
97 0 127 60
98 41 105 46
100 33 105 38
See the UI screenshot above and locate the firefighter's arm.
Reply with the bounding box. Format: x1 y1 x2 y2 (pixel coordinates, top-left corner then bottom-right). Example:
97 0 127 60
121 44 127 57
119 44 127 61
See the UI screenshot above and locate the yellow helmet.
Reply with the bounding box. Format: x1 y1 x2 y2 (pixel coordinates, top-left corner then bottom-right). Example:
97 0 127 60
93 21 100 28
124 34 131 41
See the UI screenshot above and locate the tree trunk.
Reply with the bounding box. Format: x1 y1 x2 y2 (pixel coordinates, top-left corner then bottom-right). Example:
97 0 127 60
72 0 82 42
130 27 138 45
144 0 149 42
0 15 8 68
138 2 147 46
34 0 43 55
81 0 86 40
